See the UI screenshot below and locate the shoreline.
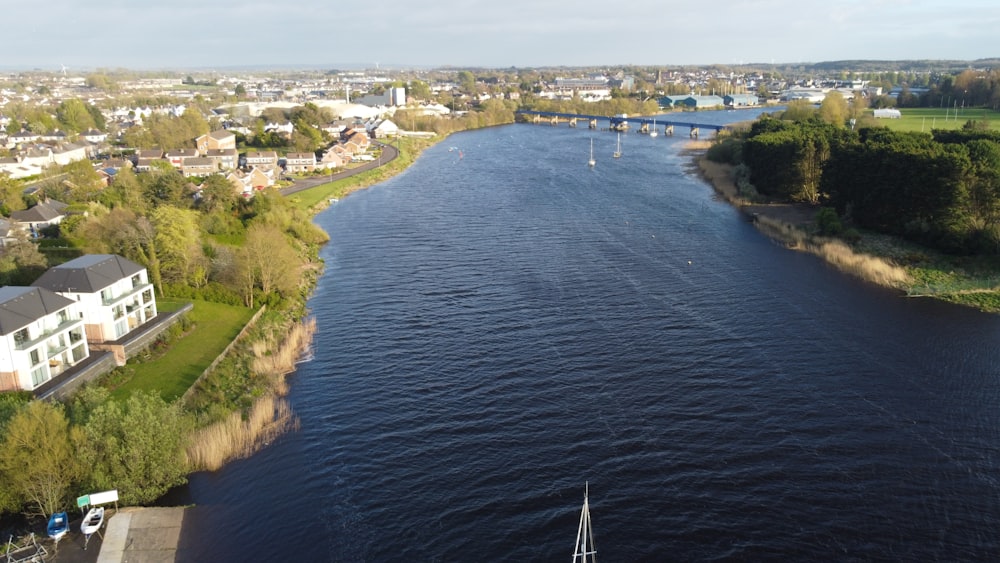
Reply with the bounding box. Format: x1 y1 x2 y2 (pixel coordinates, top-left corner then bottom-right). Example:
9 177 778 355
686 143 913 292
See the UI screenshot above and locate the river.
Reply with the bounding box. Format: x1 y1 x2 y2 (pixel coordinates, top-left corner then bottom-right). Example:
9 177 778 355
172 109 1000 561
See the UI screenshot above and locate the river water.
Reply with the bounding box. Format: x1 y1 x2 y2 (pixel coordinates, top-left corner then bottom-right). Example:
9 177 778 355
173 109 1000 561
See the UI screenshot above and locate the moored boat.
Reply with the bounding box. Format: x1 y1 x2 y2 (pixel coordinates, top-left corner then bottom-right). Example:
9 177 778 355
572 483 597 562
47 511 69 542
81 506 104 537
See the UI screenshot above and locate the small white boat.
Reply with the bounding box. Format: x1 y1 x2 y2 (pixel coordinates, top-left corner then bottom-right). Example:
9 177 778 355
650 118 658 138
80 506 104 537
572 483 597 562
588 138 596 168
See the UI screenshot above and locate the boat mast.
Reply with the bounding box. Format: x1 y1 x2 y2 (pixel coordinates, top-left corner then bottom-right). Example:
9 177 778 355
572 482 597 562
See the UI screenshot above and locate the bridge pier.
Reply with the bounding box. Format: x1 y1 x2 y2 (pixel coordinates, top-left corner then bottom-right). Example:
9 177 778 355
690 127 699 138
532 115 541 124
550 117 559 126
569 118 577 128
665 125 674 136
639 122 649 134
589 119 597 129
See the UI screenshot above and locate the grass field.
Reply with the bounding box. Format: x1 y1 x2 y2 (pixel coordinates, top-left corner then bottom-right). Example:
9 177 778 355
879 107 1000 133
110 300 256 402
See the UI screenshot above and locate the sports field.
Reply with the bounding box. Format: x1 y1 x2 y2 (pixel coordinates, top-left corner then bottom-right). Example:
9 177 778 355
877 107 1000 132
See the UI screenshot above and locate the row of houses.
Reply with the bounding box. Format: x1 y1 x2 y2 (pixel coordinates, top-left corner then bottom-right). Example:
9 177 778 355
0 254 157 394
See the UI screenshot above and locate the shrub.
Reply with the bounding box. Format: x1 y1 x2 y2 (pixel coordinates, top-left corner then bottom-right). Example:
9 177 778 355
815 207 843 236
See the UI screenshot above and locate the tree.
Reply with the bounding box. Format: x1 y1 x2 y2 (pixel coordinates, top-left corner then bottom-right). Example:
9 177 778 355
59 159 105 202
234 83 247 98
78 392 191 505
152 206 205 287
197 174 239 214
0 401 84 517
55 99 98 133
0 174 26 214
457 70 477 95
236 223 301 307
408 79 431 100
818 91 848 127
0 230 48 285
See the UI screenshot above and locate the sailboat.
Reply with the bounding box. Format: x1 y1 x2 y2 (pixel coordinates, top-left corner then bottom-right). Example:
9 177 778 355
613 133 622 159
588 138 596 168
649 118 658 138
572 483 597 562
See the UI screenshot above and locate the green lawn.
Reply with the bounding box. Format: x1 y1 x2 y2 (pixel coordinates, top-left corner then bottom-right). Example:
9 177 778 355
111 300 256 402
878 107 1000 133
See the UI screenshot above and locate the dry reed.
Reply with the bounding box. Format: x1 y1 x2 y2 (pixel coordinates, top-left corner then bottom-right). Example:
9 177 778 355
186 394 300 472
186 317 317 471
252 317 317 392
753 216 910 289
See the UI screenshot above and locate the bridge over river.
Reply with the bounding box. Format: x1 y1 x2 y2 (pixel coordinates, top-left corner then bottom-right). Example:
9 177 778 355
515 110 726 137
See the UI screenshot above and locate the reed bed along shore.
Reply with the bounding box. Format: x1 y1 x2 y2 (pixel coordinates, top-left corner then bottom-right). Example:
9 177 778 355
185 318 315 471
693 151 911 291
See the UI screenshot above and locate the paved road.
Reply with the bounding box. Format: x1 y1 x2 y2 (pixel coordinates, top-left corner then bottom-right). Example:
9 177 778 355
279 141 398 197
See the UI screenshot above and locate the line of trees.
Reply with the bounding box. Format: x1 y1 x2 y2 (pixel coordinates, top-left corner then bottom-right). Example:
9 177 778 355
734 114 1000 254
0 389 189 517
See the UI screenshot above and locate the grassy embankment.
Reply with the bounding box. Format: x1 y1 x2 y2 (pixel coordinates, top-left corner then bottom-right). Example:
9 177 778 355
696 147 1000 313
285 136 438 211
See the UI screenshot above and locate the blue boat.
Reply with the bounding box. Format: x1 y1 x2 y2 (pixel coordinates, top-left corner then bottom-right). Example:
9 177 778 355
47 511 69 542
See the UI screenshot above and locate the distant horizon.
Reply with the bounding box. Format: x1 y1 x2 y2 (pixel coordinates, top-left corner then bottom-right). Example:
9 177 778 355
1 57 998 76
4 0 996 72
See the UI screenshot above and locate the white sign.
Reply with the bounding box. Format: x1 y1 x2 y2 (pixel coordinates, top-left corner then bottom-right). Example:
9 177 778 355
89 489 119 505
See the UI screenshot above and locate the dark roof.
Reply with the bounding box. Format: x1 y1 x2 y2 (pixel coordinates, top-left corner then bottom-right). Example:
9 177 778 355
31 254 144 294
0 286 75 336
9 200 68 223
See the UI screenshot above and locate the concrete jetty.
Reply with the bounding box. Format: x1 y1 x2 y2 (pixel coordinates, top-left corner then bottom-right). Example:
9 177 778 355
97 507 186 563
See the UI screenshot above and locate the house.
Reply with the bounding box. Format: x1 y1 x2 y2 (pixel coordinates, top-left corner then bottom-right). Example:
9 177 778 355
135 158 159 172
245 150 278 170
52 142 92 166
369 119 399 139
136 148 164 160
226 166 275 197
164 148 200 168
264 122 294 137
318 149 345 170
9 199 68 235
17 147 55 169
204 148 238 170
195 130 237 153
181 157 217 177
342 130 371 153
82 128 109 143
0 286 89 393
10 130 40 145
284 152 316 173
32 254 157 344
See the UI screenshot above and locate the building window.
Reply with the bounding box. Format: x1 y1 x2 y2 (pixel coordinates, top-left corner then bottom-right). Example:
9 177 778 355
14 327 29 346
30 348 40 365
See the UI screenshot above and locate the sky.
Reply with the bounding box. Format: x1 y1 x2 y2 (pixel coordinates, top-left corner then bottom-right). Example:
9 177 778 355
4 0 998 71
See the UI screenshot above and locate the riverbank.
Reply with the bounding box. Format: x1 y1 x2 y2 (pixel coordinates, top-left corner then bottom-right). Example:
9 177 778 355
689 144 1000 312
687 144 912 291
